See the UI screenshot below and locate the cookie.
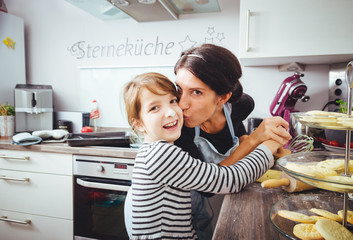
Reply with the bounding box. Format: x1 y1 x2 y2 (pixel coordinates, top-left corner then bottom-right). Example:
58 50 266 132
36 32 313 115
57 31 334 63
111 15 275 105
311 215 325 222
286 163 325 178
337 210 353 225
278 210 316 223
309 208 342 222
293 223 324 240
315 218 353 240
316 159 345 171
305 110 345 117
312 166 338 177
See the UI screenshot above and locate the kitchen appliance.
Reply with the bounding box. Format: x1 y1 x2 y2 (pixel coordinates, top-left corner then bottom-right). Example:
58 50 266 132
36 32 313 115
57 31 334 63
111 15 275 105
14 84 53 132
269 72 310 129
73 155 133 240
65 0 220 22
328 62 349 112
57 119 72 133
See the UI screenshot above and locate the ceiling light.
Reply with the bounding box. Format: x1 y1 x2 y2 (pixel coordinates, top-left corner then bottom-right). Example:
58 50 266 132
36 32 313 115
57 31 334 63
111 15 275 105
195 0 209 4
138 0 156 4
111 0 129 6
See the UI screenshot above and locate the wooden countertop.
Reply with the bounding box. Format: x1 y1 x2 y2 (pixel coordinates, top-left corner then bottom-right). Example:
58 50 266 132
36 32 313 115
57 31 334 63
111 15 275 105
0 138 137 159
212 182 342 240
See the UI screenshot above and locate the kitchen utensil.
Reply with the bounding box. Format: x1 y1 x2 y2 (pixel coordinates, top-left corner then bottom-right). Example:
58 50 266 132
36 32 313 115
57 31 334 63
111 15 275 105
67 131 131 147
286 134 314 153
269 73 310 132
261 172 315 193
256 169 281 183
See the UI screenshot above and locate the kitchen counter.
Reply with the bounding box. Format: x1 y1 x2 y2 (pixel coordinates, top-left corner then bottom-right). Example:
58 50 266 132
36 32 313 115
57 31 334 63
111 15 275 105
212 182 342 240
0 138 137 159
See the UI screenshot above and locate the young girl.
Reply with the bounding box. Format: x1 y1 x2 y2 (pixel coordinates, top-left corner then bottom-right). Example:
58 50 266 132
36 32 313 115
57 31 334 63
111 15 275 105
123 72 282 239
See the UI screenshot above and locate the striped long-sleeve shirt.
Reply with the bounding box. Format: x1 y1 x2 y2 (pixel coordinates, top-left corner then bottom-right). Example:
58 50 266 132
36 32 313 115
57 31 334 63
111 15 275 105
131 140 274 239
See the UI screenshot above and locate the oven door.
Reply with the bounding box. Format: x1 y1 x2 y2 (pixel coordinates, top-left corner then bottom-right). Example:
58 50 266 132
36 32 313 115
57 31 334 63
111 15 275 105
74 176 130 240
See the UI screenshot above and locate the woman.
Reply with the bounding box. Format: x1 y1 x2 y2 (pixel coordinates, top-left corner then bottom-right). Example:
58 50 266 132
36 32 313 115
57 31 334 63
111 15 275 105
174 44 291 239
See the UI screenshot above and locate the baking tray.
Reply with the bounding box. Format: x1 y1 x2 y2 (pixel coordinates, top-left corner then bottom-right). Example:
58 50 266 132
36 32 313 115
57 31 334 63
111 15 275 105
67 132 131 147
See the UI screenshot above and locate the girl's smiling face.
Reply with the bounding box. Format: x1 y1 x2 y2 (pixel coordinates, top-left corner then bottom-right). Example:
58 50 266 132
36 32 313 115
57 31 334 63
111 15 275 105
135 88 183 144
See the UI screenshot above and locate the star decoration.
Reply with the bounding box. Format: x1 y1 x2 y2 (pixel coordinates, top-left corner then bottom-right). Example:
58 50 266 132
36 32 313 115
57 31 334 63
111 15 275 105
3 37 16 50
216 33 225 42
207 27 215 36
178 35 197 51
204 37 214 43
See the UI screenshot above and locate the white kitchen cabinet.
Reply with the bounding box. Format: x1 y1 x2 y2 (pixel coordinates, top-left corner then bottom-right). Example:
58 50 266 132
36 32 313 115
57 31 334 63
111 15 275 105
0 209 73 240
239 0 353 66
0 150 73 240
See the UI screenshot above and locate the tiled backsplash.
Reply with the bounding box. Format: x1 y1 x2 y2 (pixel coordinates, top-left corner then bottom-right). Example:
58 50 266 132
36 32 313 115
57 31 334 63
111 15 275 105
79 66 175 128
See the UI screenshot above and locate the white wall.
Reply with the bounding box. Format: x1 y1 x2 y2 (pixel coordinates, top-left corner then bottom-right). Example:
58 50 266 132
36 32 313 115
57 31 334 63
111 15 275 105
4 0 330 128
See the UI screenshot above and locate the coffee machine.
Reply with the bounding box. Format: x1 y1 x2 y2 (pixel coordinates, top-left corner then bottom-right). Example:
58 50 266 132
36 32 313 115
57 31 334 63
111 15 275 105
15 84 53 132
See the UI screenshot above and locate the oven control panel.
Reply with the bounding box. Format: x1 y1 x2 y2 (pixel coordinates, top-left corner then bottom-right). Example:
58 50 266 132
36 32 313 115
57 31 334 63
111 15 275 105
73 155 134 181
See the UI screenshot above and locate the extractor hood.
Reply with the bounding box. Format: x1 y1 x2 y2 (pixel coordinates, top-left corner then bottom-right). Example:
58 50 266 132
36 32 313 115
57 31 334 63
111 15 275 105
65 0 220 22
109 0 179 22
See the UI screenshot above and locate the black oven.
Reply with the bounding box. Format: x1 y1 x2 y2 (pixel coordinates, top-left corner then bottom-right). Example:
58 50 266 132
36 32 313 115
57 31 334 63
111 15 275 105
73 155 134 240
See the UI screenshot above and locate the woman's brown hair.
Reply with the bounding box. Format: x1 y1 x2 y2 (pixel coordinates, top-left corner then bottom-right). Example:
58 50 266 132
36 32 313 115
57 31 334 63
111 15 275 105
174 44 243 103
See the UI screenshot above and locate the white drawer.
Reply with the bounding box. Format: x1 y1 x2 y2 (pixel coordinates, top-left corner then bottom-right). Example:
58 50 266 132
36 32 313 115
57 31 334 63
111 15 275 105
0 209 73 240
0 150 72 175
0 169 73 219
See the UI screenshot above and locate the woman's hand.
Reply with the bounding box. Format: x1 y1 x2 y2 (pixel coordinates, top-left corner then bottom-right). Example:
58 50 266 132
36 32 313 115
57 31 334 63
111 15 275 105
219 116 291 167
250 116 292 146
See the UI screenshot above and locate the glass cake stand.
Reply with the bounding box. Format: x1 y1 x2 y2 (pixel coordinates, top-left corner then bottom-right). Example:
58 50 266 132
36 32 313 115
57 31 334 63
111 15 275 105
277 151 353 193
270 194 353 240
269 61 353 238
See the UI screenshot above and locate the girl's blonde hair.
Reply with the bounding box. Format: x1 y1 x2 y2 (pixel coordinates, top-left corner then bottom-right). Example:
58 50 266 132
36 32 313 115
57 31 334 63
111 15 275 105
123 72 178 133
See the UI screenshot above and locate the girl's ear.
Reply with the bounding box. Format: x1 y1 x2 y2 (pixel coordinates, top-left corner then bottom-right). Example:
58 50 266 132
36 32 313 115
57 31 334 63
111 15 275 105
217 92 232 106
133 119 145 133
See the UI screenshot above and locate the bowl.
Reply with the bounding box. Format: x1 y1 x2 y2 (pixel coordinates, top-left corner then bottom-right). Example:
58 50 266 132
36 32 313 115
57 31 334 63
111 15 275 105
270 194 352 240
277 151 353 193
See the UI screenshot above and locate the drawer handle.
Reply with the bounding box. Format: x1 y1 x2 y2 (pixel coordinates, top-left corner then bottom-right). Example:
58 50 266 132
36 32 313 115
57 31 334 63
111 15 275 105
0 216 31 225
0 176 30 182
0 155 30 161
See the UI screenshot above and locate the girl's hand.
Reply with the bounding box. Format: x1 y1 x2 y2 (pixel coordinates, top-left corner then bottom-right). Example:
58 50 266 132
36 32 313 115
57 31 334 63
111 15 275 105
250 117 292 145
